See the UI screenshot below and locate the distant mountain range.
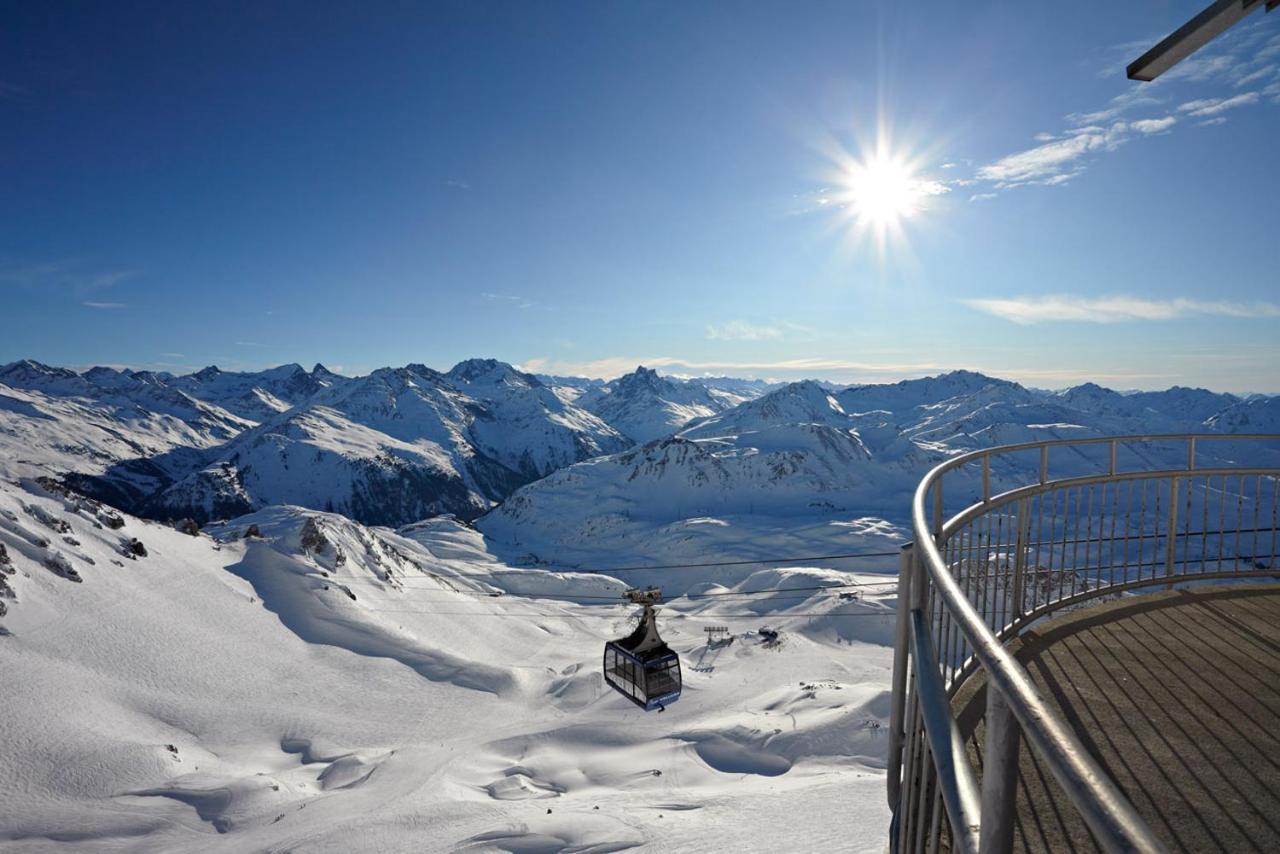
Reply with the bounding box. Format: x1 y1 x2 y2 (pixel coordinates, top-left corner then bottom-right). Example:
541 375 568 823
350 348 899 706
1 358 1276 535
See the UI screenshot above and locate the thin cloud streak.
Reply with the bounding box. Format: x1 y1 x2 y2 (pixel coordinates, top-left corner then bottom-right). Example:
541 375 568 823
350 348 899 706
520 355 1176 388
705 320 783 341
962 294 1280 324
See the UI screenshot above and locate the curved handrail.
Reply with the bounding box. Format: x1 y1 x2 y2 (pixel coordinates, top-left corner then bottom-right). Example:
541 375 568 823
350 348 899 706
896 433 1280 854
912 475 1163 852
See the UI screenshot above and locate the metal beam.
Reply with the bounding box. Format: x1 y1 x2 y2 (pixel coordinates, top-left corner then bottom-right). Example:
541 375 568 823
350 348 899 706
1128 0 1267 82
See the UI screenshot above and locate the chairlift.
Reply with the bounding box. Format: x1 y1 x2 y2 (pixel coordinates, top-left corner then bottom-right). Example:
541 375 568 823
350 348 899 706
603 587 682 711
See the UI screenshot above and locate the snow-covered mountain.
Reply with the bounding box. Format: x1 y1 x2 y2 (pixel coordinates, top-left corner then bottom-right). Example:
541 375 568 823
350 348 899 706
576 365 764 443
2 357 1273 542
443 359 630 476
476 370 1276 571
108 361 629 526
0 360 253 480
166 362 349 421
1205 394 1280 434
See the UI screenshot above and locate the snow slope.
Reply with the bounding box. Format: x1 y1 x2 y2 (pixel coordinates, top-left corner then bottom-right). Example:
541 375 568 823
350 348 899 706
0 479 895 853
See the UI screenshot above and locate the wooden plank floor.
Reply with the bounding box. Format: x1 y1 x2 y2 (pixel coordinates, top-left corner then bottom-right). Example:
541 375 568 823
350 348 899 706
953 584 1280 853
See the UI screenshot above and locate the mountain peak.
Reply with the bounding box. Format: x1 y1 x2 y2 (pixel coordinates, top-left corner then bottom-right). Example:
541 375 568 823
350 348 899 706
445 358 535 386
194 365 222 380
613 365 665 391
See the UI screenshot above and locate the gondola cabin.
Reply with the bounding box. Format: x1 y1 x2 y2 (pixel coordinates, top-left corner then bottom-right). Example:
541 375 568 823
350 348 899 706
603 588 682 711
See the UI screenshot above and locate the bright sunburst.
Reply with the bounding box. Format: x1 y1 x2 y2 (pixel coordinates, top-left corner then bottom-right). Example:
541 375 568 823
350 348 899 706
844 152 924 226
822 129 947 258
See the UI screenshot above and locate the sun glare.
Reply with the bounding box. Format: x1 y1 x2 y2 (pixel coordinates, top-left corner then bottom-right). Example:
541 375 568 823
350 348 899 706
845 153 922 226
821 129 946 259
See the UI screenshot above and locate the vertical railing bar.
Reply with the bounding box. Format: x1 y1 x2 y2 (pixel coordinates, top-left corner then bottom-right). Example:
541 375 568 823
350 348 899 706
1182 471 1193 574
1166 476 1180 588
928 777 945 854
982 454 991 504
1138 479 1149 583
1200 475 1210 575
1109 439 1117 476
1034 491 1045 608
1217 475 1228 572
1252 475 1262 568
1187 436 1196 472
899 684 921 854
1058 487 1072 606
1039 446 1048 485
1070 486 1083 600
1269 475 1278 570
941 535 956 684
1271 477 1278 570
934 476 944 542
977 686 1020 854
965 520 976 677
1121 479 1134 586
913 740 932 854
1084 484 1095 593
1107 480 1119 591
887 544 915 810
1235 475 1245 570
1153 479 1163 585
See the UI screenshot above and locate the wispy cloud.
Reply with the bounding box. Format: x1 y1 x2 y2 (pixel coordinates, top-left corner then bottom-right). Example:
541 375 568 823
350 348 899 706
0 260 136 294
974 22 1275 196
481 291 533 309
519 355 948 381
1177 91 1259 116
975 125 1129 187
159 352 186 359
705 320 783 341
518 354 1176 388
1129 116 1177 133
962 294 1280 324
82 301 126 309
1234 64 1277 88
444 179 471 190
969 192 998 202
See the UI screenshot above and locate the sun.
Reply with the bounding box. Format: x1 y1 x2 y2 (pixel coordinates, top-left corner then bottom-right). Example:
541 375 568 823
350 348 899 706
844 152 923 227
820 130 946 258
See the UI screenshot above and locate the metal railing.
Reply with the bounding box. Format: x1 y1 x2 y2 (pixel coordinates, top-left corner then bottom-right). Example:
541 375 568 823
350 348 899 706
886 434 1280 854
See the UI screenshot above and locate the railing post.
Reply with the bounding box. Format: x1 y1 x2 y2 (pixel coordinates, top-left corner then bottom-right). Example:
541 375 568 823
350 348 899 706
1039 446 1049 485
1166 476 1181 588
978 685 1021 854
934 476 945 541
1011 498 1030 622
887 542 915 810
982 454 991 503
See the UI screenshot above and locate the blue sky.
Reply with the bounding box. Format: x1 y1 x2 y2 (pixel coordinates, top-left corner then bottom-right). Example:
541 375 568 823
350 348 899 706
2 2 1277 392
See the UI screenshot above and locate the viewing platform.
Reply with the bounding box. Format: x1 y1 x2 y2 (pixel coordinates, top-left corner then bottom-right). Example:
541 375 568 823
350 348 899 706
886 434 1280 854
953 583 1280 853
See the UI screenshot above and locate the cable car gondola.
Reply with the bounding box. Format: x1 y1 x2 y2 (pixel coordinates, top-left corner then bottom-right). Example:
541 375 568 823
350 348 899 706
603 587 681 711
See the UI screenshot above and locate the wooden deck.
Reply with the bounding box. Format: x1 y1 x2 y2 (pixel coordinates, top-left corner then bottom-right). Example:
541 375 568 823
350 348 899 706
953 583 1280 853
